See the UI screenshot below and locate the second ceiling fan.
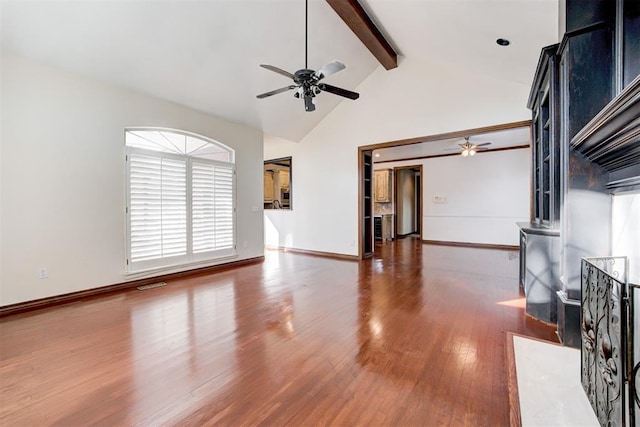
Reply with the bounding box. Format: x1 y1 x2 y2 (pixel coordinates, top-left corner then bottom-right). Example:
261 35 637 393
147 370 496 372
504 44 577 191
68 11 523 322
444 137 492 157
256 0 360 112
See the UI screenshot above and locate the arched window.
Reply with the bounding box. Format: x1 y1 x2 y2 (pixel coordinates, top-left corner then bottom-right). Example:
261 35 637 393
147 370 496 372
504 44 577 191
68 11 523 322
125 128 235 272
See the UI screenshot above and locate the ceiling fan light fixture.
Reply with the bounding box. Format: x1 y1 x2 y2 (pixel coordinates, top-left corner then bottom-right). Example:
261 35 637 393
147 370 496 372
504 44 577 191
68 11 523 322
469 149 476 156
461 149 469 157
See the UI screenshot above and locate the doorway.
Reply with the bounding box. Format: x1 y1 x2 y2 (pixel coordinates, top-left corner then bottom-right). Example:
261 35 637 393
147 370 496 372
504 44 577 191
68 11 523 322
394 166 422 239
357 120 532 259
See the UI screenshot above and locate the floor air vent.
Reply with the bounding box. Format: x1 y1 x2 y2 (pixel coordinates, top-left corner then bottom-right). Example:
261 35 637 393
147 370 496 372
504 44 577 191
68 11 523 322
137 282 167 291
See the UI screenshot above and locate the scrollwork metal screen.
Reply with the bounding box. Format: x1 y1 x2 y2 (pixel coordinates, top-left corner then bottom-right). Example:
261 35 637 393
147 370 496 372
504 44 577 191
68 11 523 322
581 257 629 426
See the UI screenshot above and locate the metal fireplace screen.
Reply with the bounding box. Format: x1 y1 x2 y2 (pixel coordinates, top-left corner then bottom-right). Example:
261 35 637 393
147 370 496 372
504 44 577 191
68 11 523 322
581 256 634 426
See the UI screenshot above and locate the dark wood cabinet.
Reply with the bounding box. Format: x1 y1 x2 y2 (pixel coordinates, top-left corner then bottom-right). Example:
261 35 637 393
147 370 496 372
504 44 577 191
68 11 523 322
623 0 640 87
522 0 640 344
563 0 615 33
362 152 373 256
529 45 561 226
560 24 616 140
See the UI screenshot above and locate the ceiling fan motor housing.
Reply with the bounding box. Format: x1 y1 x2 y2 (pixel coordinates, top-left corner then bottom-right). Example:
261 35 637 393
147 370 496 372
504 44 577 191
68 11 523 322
293 69 315 84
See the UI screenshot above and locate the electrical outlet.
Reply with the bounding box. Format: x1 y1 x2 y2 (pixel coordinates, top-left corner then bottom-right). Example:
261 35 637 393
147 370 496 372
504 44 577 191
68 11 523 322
38 268 48 279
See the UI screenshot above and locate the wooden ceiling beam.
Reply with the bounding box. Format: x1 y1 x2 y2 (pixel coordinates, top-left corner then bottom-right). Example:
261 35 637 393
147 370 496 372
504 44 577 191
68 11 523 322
326 0 397 70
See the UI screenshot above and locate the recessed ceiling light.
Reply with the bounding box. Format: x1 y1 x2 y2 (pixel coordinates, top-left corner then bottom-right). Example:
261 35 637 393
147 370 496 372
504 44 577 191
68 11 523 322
496 38 510 46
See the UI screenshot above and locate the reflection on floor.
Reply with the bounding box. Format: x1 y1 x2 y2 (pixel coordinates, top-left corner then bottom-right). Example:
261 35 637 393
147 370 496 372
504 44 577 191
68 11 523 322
1 238 558 425
513 335 598 426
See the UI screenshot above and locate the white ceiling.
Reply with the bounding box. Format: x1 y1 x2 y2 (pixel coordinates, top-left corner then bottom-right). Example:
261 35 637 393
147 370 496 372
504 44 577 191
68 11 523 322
372 125 531 162
0 0 558 142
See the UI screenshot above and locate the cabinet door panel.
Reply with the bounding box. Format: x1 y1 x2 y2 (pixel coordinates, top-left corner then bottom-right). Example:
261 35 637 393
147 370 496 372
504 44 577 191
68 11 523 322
374 170 390 202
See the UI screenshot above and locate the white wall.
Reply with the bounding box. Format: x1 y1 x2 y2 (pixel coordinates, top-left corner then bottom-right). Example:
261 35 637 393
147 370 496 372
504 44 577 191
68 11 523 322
377 148 530 246
265 57 532 255
1 52 264 306
612 191 640 284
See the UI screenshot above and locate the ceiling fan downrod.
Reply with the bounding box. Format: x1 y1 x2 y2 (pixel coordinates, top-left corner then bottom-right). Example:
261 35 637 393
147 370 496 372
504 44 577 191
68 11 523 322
255 0 360 111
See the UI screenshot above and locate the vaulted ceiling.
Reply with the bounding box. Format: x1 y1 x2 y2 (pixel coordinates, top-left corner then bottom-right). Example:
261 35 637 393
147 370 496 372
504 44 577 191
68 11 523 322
1 0 559 142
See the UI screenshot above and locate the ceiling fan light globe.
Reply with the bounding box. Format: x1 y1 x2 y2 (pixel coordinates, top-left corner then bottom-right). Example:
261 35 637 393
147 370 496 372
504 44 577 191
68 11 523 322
469 149 476 156
461 149 469 157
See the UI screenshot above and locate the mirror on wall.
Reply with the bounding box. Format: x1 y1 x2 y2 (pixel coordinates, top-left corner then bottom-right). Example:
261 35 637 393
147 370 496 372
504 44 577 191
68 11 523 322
264 157 291 210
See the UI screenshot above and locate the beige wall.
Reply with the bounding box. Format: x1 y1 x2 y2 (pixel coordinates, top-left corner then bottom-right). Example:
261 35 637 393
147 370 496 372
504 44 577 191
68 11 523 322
1 52 264 305
265 57 533 254
378 148 530 246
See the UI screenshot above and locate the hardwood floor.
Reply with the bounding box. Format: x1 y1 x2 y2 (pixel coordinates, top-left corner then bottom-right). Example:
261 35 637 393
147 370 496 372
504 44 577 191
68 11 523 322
0 237 556 426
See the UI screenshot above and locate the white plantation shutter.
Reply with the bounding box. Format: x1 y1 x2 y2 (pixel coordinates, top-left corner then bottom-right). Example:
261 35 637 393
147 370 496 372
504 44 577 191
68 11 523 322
126 130 235 272
129 151 187 264
213 165 234 250
192 161 234 254
159 157 187 258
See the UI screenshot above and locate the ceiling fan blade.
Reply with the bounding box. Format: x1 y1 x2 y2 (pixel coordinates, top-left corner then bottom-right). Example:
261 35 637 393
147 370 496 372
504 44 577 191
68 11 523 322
313 60 346 81
475 142 492 147
443 148 461 151
257 85 297 99
317 83 359 100
260 64 295 79
304 95 315 112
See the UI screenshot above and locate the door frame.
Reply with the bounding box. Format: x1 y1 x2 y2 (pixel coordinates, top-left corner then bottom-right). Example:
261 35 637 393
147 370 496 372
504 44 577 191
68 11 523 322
393 165 423 239
357 120 532 258
358 149 374 259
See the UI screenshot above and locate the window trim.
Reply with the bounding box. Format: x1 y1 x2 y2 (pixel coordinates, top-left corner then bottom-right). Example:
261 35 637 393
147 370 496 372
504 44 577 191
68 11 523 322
124 128 237 274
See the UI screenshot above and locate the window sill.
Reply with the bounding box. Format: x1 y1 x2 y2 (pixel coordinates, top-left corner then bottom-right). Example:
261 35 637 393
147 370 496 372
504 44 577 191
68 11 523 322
124 252 239 280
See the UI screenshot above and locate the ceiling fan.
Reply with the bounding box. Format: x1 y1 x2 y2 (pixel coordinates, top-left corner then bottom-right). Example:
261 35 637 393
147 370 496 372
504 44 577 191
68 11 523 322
444 137 492 157
256 0 359 112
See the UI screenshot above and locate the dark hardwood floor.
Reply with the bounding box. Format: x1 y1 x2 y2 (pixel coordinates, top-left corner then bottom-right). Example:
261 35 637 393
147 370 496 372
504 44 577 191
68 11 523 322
0 237 556 426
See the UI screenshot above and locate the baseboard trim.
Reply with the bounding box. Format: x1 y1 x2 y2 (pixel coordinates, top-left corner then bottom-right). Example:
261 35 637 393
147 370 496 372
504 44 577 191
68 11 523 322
395 232 417 239
422 240 519 251
265 245 358 261
506 332 522 427
0 256 265 318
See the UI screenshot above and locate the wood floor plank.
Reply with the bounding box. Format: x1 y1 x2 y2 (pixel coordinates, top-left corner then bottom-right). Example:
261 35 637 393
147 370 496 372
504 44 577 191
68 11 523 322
0 237 557 425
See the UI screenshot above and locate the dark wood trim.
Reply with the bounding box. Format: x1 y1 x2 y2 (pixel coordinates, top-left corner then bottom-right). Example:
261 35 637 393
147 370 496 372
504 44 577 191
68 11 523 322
375 144 530 164
358 149 363 258
358 121 532 262
393 168 398 241
326 0 397 70
557 20 614 55
395 233 416 239
527 44 559 109
0 256 265 318
391 165 423 241
358 148 374 259
360 120 532 151
505 332 522 427
265 245 358 262
529 125 535 222
570 73 640 171
422 240 519 251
